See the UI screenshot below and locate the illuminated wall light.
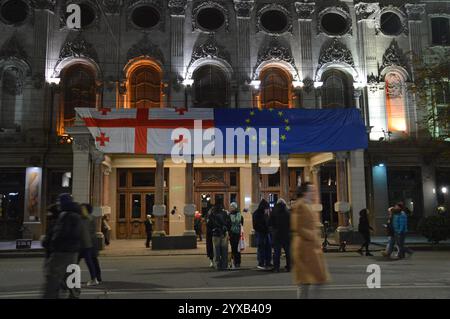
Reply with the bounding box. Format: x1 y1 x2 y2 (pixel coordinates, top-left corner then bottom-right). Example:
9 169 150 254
250 80 261 90
442 187 448 194
182 79 194 86
293 81 303 88
314 81 323 88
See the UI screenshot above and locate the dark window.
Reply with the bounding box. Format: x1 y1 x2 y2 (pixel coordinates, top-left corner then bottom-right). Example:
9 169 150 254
119 170 127 188
0 0 28 25
119 194 126 219
321 12 348 36
79 3 96 28
260 10 288 33
431 17 450 46
193 65 228 108
268 171 280 187
130 65 161 109
230 193 237 205
261 68 290 109
230 171 237 187
380 12 402 35
63 65 96 129
322 70 350 108
196 7 225 31
435 81 450 105
132 171 155 187
131 5 160 29
131 194 141 219
145 193 155 215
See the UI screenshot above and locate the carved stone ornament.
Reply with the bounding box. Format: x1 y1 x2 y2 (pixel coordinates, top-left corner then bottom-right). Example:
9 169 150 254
317 5 352 36
31 0 56 11
405 4 425 21
190 35 230 65
192 1 229 32
234 0 254 18
57 33 99 65
0 35 28 62
127 34 164 63
303 77 314 93
256 38 296 68
102 0 123 14
367 72 381 93
73 135 91 152
256 4 292 35
380 39 407 71
295 2 315 20
2 67 23 96
385 72 403 98
318 38 355 68
354 2 379 21
168 0 187 16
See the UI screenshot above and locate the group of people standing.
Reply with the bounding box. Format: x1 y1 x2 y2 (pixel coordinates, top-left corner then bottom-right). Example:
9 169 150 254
42 193 103 299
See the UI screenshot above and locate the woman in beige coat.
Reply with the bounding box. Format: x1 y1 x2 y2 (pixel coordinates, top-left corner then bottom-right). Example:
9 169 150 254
291 182 330 298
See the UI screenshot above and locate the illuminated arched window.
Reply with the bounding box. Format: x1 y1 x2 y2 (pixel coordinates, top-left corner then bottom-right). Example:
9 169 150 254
129 65 161 108
62 64 96 129
260 68 291 108
322 70 351 108
193 65 228 108
385 72 407 132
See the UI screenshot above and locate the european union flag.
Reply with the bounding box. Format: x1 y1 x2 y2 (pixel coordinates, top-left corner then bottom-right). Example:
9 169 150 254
214 108 368 155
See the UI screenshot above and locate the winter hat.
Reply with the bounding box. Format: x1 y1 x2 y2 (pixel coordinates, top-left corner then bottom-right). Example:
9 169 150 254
57 193 73 211
230 202 238 211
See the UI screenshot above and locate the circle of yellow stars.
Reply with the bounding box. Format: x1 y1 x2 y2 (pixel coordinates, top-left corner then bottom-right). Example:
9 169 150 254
245 108 291 147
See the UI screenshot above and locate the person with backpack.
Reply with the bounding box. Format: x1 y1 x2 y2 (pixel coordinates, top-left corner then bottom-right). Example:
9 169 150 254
208 199 231 270
229 202 244 269
357 209 374 256
269 198 291 272
252 199 272 270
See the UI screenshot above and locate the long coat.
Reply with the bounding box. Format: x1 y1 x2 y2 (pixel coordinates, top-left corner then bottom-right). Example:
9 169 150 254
291 199 330 285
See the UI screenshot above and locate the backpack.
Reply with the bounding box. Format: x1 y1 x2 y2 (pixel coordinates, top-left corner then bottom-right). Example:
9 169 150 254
230 212 242 234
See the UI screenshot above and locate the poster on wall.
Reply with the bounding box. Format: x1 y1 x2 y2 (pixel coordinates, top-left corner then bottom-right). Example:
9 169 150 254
24 167 42 222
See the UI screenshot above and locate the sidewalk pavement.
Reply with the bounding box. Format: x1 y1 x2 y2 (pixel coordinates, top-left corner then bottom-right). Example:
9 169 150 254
1 235 450 258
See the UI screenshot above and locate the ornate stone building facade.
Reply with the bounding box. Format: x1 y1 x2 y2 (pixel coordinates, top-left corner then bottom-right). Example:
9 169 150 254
0 0 449 240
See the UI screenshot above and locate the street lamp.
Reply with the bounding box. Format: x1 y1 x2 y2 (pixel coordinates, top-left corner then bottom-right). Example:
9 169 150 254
441 187 448 194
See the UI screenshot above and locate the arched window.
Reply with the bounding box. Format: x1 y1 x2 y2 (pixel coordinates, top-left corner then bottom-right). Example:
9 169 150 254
0 67 23 130
129 65 161 108
322 70 351 108
385 72 407 132
260 67 291 108
62 64 96 130
193 65 228 108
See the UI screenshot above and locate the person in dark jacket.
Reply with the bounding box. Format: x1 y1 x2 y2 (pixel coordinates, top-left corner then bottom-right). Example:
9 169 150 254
357 209 373 256
101 215 111 246
205 208 215 267
208 199 231 270
144 215 153 248
269 198 291 272
43 193 82 299
42 204 61 259
228 202 244 269
253 199 272 270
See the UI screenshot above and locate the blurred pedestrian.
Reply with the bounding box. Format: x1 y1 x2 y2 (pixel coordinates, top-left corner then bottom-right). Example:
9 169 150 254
253 199 272 270
43 193 82 299
205 207 215 267
269 198 291 272
357 209 373 256
392 202 413 259
144 215 153 248
42 204 61 259
291 183 330 299
101 214 111 246
194 211 203 241
209 199 231 270
229 202 244 269
382 207 396 257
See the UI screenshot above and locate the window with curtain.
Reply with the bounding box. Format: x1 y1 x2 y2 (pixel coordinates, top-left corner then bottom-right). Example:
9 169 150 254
129 65 161 108
322 70 350 108
193 65 228 108
260 68 290 108
63 65 96 129
385 72 407 132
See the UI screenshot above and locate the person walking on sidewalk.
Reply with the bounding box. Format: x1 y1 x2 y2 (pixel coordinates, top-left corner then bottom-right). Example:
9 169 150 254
101 214 111 246
209 199 231 270
79 204 102 285
291 183 330 299
392 203 413 259
205 207 215 267
144 215 153 248
229 202 244 269
194 211 203 241
382 207 396 257
43 193 82 299
269 198 291 272
357 209 374 256
253 199 272 270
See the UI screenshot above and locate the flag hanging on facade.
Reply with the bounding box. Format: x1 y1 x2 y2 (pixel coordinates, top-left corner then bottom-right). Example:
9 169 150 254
75 107 368 155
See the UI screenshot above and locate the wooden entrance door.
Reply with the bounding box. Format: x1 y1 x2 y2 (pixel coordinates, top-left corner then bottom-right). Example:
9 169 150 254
116 169 169 239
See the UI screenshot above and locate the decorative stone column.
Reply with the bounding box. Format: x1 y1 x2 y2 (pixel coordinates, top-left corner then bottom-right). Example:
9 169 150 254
353 88 362 109
184 159 196 236
279 155 289 201
335 152 352 242
153 155 166 236
311 166 321 205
